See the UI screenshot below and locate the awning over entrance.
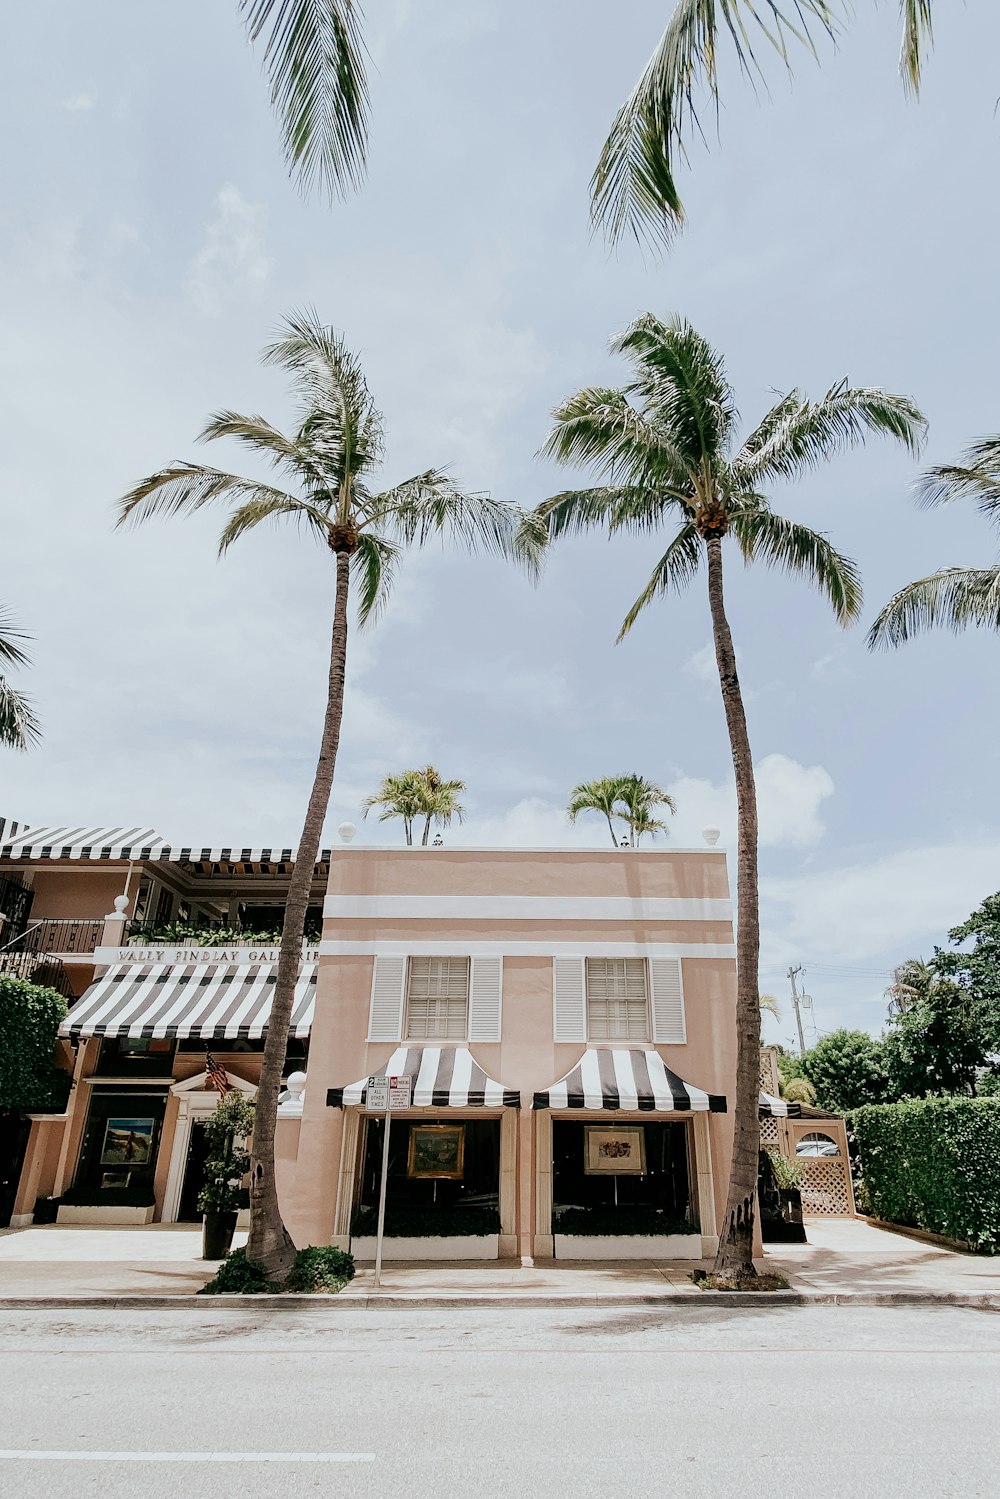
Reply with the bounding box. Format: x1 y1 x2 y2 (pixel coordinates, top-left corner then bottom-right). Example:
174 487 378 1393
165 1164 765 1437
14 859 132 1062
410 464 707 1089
327 1047 520 1109
759 1092 802 1118
533 1049 727 1112
60 961 316 1040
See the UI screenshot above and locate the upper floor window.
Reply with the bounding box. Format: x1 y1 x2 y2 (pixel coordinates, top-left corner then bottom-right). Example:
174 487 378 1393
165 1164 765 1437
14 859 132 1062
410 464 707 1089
586 958 648 1041
406 957 469 1039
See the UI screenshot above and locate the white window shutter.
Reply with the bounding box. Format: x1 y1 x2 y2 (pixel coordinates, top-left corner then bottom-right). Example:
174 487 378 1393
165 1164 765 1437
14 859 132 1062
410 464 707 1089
552 957 587 1042
367 955 407 1042
468 957 503 1042
650 958 686 1044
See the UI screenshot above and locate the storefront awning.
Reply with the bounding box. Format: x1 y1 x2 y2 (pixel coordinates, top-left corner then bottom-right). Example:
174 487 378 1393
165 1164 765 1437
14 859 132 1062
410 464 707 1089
759 1092 802 1118
533 1049 727 1112
60 961 316 1040
327 1047 520 1109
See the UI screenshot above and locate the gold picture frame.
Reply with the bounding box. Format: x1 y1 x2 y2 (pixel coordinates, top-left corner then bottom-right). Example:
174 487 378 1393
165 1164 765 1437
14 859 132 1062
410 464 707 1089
406 1124 465 1180
584 1125 646 1175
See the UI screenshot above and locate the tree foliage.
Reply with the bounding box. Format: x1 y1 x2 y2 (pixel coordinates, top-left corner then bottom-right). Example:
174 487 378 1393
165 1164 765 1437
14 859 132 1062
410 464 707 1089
567 773 675 846
0 977 70 1111
799 1029 891 1114
363 765 466 846
0 607 41 750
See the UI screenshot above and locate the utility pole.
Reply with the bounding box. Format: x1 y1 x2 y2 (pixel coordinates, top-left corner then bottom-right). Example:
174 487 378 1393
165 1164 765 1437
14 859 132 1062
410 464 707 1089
788 965 807 1056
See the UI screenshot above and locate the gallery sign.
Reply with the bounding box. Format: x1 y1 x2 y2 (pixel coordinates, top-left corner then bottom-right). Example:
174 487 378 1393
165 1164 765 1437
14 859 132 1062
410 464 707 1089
95 946 321 965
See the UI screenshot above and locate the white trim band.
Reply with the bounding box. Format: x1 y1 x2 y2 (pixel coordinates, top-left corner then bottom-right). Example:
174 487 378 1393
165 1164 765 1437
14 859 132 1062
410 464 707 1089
320 940 736 959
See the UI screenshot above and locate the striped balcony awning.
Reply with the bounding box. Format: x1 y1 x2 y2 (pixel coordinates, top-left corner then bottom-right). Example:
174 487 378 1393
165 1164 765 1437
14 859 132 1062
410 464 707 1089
60 961 316 1041
759 1092 802 1118
0 823 332 869
533 1048 727 1112
327 1046 520 1109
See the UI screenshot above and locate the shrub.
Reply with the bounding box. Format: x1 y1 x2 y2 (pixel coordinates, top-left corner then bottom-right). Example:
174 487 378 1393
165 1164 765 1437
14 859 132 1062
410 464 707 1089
350 1204 500 1238
60 1185 154 1208
285 1245 356 1292
766 1151 805 1190
554 1205 695 1237
801 1029 890 1112
850 1096 1000 1251
0 977 71 1111
199 1247 273 1295
781 1076 817 1105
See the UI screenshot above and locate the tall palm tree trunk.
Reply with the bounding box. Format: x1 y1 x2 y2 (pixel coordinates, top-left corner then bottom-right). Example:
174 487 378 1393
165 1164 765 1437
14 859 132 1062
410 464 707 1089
421 817 431 846
705 536 761 1277
246 545 352 1277
605 814 617 847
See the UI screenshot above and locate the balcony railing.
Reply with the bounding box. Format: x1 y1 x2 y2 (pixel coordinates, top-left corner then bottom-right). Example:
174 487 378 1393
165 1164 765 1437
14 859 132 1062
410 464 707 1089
14 918 105 955
0 949 74 998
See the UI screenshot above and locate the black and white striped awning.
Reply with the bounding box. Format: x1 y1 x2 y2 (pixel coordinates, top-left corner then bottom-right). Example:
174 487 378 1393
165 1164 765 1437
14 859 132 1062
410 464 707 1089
327 1047 520 1109
532 1049 727 1112
60 961 316 1040
0 823 332 869
759 1092 802 1118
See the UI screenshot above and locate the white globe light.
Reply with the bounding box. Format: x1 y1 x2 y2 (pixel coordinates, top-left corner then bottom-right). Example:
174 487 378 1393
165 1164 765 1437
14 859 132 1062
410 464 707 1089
702 827 721 846
338 821 357 844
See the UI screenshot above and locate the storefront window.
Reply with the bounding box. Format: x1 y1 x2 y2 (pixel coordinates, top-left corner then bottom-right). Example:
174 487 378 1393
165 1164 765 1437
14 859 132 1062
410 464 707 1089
65 1088 168 1208
354 1116 500 1236
551 1118 693 1236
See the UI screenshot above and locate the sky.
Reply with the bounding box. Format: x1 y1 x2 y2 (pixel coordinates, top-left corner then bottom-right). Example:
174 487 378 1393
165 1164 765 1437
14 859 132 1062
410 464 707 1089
2 2 999 1044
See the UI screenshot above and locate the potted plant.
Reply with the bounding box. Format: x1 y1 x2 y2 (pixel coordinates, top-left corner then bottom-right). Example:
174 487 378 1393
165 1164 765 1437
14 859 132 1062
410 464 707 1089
198 1090 255 1260
766 1149 806 1231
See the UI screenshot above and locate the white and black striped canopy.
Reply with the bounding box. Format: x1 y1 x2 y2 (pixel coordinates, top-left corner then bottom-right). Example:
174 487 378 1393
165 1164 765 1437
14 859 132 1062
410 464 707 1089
759 1092 802 1118
0 823 331 867
533 1048 727 1112
328 1046 520 1109
60 961 316 1040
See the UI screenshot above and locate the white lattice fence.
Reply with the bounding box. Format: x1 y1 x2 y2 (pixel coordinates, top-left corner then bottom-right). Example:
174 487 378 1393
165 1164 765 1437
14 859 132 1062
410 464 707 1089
759 1115 780 1147
800 1158 852 1216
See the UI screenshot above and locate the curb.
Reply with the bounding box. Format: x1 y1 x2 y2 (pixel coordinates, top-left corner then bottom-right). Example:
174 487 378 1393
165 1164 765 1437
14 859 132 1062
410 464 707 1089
1 1289 999 1310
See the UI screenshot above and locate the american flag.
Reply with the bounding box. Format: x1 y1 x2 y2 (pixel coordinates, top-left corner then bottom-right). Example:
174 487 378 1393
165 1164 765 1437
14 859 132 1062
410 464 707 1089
205 1053 230 1097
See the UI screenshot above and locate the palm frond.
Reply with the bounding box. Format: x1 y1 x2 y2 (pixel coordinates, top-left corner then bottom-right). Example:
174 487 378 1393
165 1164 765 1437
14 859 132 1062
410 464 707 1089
0 608 32 670
735 381 926 487
614 313 738 465
900 0 933 96
116 463 305 531
200 410 333 496
263 309 383 486
868 567 1000 649
217 494 328 554
916 437 1000 522
731 507 863 623
374 476 534 569
590 0 837 248
540 386 690 490
619 522 702 638
532 486 683 545
0 676 40 750
239 0 370 199
352 530 400 626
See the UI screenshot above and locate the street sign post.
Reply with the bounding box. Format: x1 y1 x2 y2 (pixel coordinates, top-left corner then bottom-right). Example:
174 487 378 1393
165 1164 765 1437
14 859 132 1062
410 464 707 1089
369 1074 412 1286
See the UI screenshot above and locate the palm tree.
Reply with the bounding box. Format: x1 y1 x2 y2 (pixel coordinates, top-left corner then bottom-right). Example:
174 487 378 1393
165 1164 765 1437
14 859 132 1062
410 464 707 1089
592 2 936 247
362 765 466 845
363 771 425 845
0 608 40 750
759 994 781 1022
567 776 628 845
869 437 1000 647
118 310 534 1277
238 1 369 199
412 765 465 846
530 313 924 1275
617 773 675 846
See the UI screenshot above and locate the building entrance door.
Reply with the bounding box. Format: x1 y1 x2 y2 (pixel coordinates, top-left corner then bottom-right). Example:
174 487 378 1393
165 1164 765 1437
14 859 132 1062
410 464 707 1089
177 1120 209 1222
0 1110 30 1228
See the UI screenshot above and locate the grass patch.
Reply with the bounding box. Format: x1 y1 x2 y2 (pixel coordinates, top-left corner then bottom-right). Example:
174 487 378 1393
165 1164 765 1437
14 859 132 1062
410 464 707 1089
199 1245 356 1296
691 1269 790 1292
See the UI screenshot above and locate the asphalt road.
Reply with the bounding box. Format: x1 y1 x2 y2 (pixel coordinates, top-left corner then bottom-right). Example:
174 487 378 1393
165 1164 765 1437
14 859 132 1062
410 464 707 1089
0 1303 996 1498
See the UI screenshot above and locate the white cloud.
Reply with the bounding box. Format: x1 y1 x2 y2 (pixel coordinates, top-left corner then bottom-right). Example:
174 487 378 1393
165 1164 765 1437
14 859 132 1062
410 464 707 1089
62 93 96 112
667 753 835 850
809 650 858 683
451 797 605 849
683 642 719 683
763 839 1000 966
186 185 272 315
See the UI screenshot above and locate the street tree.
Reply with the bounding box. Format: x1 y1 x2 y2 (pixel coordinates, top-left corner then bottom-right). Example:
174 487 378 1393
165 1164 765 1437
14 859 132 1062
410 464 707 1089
868 437 1000 648
118 310 534 1277
530 312 924 1275
800 1029 891 1114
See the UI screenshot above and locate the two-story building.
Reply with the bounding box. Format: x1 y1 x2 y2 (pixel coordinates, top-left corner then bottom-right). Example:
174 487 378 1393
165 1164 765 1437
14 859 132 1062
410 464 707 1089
1 819 748 1260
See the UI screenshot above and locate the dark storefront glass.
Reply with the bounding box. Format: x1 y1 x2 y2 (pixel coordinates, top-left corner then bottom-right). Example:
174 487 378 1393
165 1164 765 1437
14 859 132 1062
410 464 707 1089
551 1119 693 1232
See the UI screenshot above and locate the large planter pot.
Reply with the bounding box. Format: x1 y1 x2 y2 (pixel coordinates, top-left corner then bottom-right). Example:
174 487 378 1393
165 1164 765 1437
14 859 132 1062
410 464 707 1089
554 1233 701 1260
202 1209 239 1260
351 1234 499 1261
57 1204 155 1226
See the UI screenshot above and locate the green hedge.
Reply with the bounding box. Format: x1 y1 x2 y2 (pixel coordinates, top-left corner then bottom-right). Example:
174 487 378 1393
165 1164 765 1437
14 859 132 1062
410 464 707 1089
0 976 71 1111
851 1097 1000 1252
553 1206 696 1237
350 1205 500 1238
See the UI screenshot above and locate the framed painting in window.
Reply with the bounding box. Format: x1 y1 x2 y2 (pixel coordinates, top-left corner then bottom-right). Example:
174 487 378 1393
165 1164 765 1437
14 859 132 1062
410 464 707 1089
406 1124 465 1180
584 1125 646 1175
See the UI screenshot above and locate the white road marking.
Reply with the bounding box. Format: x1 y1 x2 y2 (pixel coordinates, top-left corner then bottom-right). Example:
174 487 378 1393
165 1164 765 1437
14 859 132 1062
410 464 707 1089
0 1450 375 1463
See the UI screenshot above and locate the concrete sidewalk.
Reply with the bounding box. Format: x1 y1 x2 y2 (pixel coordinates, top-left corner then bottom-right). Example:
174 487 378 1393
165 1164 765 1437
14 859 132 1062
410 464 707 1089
1 1218 998 1306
